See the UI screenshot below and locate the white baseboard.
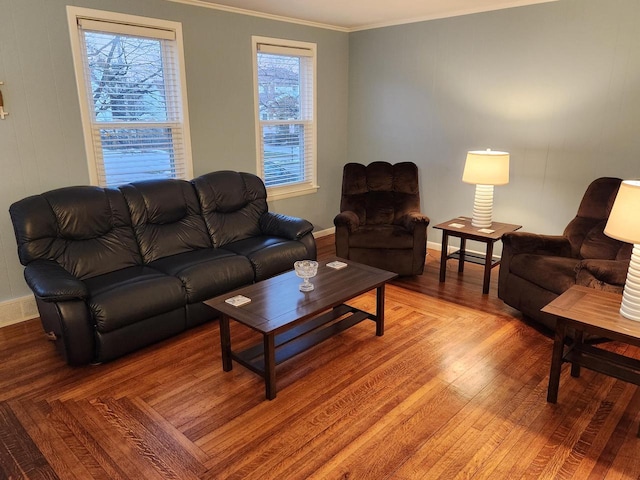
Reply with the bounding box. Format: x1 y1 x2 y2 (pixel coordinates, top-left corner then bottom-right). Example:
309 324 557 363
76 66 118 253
0 237 469 330
313 227 335 238
0 295 39 328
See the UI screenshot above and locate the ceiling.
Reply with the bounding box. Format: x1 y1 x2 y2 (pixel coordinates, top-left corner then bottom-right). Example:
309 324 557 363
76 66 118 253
182 0 558 31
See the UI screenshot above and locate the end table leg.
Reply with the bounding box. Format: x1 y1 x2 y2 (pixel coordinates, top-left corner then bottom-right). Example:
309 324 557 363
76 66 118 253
264 333 277 400
439 232 449 283
547 318 566 403
482 241 494 295
376 284 385 336
458 238 466 273
570 329 583 378
220 314 232 372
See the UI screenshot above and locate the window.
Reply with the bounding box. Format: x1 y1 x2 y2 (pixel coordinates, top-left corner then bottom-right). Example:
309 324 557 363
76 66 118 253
67 7 192 187
252 36 318 200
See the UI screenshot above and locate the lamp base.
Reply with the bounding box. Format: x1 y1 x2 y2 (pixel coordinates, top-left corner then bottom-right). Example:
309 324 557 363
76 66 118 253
471 184 494 228
620 244 640 321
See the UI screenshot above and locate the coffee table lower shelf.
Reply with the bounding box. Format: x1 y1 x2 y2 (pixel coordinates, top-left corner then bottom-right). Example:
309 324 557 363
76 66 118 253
228 304 373 380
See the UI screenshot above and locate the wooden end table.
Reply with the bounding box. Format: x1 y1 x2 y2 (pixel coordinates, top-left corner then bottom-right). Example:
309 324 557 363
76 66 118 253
204 258 397 400
433 216 521 294
542 285 640 437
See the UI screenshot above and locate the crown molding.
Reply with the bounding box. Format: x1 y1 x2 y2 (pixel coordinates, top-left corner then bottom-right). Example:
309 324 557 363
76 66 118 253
164 0 349 32
165 0 557 32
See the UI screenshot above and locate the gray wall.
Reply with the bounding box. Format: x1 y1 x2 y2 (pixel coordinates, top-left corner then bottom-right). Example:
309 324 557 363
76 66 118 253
0 0 348 302
2 0 640 306
349 0 640 248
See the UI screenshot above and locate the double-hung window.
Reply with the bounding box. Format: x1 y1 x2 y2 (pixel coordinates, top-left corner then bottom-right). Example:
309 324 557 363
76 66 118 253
67 7 192 187
252 37 318 200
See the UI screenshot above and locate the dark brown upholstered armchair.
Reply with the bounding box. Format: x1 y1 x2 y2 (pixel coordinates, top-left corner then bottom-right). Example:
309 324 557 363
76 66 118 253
333 161 430 276
498 177 632 331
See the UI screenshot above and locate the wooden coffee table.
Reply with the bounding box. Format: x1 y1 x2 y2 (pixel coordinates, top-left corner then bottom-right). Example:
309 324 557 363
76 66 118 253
204 258 397 399
542 285 640 437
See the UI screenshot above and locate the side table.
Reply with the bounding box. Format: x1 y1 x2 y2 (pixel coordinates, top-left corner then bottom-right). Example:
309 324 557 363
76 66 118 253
542 285 640 437
433 216 521 294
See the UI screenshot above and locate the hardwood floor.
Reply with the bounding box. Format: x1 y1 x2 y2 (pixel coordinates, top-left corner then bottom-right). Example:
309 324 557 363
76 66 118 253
1 235 639 479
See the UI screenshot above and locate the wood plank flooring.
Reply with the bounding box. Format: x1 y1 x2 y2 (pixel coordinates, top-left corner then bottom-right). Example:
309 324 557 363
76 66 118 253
1 235 639 479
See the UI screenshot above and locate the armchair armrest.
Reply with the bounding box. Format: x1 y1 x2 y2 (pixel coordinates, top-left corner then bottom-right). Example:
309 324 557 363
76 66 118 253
575 258 629 291
259 212 314 240
333 211 360 233
24 260 88 302
501 232 573 257
396 212 430 232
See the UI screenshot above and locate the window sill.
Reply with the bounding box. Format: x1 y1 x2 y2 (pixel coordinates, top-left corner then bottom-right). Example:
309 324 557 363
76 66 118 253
267 184 319 201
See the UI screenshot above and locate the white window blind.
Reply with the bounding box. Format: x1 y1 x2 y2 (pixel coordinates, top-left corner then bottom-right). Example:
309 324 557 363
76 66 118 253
68 7 192 187
253 37 318 199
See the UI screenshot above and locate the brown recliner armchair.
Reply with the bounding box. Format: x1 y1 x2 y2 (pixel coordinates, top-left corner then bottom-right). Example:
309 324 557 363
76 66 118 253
333 161 430 276
498 177 632 331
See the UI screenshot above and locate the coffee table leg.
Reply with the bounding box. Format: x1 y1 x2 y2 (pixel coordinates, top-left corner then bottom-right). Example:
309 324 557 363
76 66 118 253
264 333 277 400
220 314 232 372
439 232 449 283
376 285 385 336
547 317 566 403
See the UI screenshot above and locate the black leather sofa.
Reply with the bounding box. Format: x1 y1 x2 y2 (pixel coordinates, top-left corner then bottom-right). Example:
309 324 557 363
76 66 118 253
9 171 316 365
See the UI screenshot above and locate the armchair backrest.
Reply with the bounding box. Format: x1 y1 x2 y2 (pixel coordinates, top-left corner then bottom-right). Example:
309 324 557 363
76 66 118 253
192 171 267 247
120 179 212 263
563 177 631 260
9 186 142 279
340 161 421 225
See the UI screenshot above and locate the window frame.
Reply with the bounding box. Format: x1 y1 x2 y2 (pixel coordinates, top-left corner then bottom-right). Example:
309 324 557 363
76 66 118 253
252 36 319 200
67 6 193 187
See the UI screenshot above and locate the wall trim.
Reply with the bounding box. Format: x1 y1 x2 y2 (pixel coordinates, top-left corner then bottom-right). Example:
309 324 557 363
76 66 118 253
0 238 481 329
164 0 558 33
0 295 38 329
313 227 335 238
164 0 349 32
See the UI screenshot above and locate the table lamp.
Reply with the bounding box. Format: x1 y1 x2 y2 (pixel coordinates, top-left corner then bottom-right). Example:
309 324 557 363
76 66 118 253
462 149 510 228
604 179 640 321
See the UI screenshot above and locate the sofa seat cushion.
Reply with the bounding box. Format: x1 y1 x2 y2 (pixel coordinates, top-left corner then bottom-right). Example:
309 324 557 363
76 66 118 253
348 225 414 249
149 248 254 303
224 236 310 281
84 266 185 333
510 254 580 295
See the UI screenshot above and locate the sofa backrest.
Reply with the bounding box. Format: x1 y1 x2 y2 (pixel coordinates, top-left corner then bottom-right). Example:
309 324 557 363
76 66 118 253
120 179 212 263
192 171 267 247
340 161 421 225
563 177 630 260
9 186 142 280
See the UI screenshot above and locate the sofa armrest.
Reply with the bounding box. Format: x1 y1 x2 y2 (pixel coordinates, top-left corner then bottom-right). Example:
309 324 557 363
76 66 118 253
259 212 314 240
24 260 88 302
396 212 430 232
575 258 629 291
501 232 573 257
333 211 360 233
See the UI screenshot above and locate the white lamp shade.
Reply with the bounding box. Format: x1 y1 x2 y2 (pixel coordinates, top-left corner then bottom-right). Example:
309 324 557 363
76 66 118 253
604 180 640 244
462 150 510 186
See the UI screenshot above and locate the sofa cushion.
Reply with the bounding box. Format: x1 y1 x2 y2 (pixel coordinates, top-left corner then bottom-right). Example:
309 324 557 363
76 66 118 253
510 254 579 295
224 236 310 281
348 225 414 249
193 171 268 247
149 249 255 303
120 179 212 263
84 266 185 333
9 186 141 280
